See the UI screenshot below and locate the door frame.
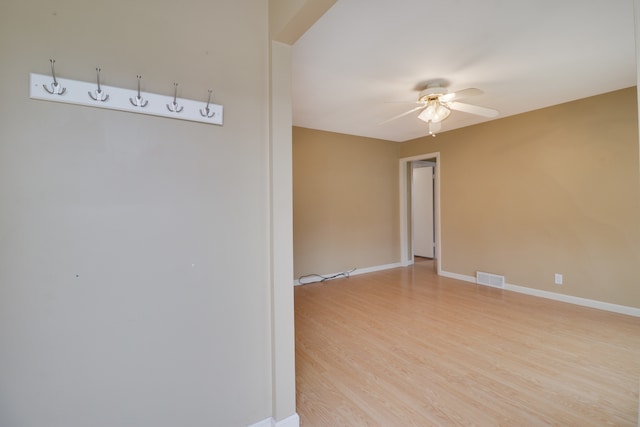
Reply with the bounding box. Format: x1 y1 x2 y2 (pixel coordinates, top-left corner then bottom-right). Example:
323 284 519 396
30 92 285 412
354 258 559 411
399 152 441 273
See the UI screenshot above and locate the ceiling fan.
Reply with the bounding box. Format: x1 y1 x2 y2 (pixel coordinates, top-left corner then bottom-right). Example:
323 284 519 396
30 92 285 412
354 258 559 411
382 83 499 136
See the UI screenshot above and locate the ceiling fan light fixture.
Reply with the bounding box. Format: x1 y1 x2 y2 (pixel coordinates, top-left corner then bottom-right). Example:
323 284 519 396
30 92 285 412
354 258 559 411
418 99 450 123
428 121 441 136
434 103 451 122
380 83 495 137
418 101 436 121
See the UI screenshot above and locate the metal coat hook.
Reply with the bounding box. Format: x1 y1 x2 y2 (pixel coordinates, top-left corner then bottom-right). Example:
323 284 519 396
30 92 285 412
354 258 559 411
129 75 148 107
166 83 184 113
43 59 66 95
88 68 109 102
200 90 216 118
30 68 223 125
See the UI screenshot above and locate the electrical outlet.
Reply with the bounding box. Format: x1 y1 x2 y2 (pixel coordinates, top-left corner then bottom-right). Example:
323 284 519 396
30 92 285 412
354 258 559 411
554 273 563 285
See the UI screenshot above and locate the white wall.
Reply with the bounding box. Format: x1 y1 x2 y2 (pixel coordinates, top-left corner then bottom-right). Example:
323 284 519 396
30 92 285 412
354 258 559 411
0 1 273 425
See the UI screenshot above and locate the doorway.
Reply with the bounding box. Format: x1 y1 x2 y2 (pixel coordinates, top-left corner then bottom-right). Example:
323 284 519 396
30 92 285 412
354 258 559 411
399 152 441 273
412 161 435 259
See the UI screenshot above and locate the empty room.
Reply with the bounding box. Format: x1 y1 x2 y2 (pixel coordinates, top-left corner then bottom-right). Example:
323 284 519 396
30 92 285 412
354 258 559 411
1 1 639 426
292 1 640 426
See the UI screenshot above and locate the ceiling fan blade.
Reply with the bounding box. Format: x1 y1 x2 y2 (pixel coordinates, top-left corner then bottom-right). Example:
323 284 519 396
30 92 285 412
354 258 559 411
448 101 499 118
439 88 483 102
379 105 425 125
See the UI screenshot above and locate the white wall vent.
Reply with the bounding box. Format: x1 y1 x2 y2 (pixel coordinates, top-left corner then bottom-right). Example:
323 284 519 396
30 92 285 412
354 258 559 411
476 271 505 289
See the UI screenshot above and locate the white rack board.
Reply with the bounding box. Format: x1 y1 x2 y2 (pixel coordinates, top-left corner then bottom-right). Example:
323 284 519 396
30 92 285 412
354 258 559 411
29 73 223 126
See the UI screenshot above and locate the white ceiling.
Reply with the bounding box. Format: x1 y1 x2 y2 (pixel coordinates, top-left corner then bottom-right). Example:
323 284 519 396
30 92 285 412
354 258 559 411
292 0 637 142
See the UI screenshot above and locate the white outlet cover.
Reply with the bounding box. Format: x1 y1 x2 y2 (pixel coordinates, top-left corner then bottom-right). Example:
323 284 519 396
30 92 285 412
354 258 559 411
555 274 563 285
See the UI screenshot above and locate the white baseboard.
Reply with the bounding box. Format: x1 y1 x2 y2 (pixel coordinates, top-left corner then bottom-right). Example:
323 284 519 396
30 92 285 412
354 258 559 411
249 418 272 427
503 283 640 317
295 262 403 286
273 414 300 427
352 262 404 275
439 270 476 283
440 270 640 317
249 413 299 427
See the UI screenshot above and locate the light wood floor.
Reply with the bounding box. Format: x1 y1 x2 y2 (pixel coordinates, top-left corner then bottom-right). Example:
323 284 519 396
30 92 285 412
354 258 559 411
294 259 640 426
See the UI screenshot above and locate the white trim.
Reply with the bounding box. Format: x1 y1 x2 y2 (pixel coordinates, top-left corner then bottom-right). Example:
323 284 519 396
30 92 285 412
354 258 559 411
439 270 476 283
248 414 300 427
503 283 640 317
353 262 404 275
273 413 300 427
294 262 403 286
440 270 640 317
399 153 442 274
248 418 272 427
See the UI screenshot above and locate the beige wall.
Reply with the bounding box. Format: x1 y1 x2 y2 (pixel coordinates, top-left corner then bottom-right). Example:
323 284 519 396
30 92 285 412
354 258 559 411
0 0 274 426
269 3 334 422
270 0 336 44
401 87 640 308
293 127 400 278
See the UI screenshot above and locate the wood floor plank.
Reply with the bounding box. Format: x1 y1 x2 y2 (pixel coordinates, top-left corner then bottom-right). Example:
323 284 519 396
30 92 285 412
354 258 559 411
295 260 640 426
